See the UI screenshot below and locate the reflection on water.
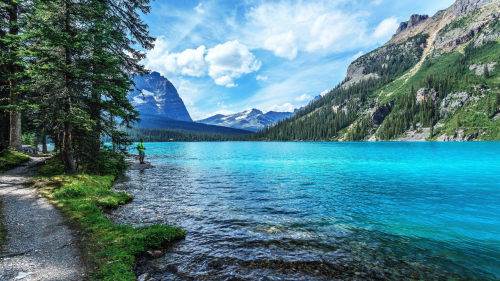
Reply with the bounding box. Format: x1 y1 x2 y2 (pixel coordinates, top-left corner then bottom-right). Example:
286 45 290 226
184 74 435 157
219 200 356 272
110 142 500 280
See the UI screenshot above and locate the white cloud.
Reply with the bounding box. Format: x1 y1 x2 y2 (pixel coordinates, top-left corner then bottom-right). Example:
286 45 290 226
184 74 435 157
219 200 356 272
205 40 261 87
295 94 312 102
264 31 298 60
320 89 330 97
145 37 207 77
267 103 295 112
256 75 268 81
194 3 205 14
243 1 367 60
217 101 231 108
214 75 237 87
145 38 260 88
372 0 383 5
351 51 364 60
373 17 399 40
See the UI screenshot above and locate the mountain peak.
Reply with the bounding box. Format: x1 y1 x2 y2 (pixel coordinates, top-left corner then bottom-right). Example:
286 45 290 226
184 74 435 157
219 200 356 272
198 109 295 132
131 73 192 122
395 14 429 35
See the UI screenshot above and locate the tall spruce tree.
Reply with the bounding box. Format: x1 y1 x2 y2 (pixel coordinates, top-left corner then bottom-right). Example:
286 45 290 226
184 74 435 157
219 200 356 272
0 0 23 150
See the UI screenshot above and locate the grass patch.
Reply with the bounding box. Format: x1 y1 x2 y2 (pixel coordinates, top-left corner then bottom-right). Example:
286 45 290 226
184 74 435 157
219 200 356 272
0 151 30 173
33 174 186 280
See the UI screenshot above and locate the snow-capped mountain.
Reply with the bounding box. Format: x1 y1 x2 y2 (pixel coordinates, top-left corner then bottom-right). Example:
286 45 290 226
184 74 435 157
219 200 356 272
197 109 296 132
130 72 192 122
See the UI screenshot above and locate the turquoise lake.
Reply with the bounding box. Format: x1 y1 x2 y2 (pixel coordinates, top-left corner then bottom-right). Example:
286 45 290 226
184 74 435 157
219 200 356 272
111 142 500 280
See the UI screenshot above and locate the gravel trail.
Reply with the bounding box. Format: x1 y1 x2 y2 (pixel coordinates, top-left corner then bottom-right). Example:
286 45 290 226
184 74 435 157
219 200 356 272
0 157 86 281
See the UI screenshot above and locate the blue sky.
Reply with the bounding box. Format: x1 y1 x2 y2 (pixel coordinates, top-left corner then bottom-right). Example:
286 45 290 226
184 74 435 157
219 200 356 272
141 0 455 120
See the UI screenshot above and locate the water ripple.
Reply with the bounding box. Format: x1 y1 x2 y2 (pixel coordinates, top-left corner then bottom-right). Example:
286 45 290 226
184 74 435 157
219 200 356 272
111 142 500 280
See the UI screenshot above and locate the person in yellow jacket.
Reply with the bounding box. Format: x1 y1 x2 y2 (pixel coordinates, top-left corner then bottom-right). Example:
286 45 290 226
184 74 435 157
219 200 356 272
137 139 146 164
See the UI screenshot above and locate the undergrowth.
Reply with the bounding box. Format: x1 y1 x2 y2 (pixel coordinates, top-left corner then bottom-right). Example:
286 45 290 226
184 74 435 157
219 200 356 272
32 174 186 280
0 151 30 173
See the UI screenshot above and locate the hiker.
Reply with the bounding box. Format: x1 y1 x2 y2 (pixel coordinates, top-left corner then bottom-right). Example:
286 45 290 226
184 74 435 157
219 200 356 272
137 139 146 164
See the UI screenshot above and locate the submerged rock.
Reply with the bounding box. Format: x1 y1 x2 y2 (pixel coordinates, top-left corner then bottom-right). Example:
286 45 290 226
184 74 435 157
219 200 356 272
128 161 155 171
146 250 164 258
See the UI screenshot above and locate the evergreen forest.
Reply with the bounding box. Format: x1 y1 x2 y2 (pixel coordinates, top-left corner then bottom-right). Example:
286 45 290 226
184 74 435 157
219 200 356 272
0 0 154 174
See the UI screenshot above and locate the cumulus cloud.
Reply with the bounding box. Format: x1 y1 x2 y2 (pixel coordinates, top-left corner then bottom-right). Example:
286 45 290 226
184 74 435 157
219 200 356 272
320 89 330 97
267 103 295 112
244 1 367 60
373 17 399 40
214 76 237 87
194 3 205 14
264 31 298 60
144 37 206 77
205 40 261 87
295 94 312 102
145 38 260 88
256 75 268 81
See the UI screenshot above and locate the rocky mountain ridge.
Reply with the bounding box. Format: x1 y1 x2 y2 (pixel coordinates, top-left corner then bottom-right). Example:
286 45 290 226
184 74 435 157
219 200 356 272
197 108 296 132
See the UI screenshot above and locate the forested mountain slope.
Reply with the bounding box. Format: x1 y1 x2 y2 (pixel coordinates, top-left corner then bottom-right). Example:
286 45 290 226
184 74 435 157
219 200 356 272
251 0 500 141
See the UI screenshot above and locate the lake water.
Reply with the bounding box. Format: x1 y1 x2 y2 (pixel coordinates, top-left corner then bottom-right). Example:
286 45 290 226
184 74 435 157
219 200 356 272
110 142 500 280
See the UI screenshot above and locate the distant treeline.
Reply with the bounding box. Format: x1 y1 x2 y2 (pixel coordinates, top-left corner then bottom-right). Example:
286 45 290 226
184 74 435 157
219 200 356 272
111 127 251 142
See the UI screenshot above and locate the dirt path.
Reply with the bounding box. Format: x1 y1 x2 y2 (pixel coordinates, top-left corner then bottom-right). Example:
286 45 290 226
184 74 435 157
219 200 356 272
0 157 86 281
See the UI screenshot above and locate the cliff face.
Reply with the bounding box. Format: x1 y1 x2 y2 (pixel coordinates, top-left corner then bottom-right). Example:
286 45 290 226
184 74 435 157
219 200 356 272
395 14 430 34
452 0 498 16
130 72 193 122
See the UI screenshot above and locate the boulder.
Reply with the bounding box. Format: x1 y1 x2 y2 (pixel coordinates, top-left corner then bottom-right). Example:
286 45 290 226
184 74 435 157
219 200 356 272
146 250 164 258
137 273 151 281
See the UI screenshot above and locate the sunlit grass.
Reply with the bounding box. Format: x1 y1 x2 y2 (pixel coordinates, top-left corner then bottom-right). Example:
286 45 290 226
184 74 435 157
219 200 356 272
33 174 186 280
0 151 30 173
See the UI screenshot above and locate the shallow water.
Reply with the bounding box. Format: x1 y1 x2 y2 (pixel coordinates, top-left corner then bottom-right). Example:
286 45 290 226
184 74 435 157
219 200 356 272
111 142 500 280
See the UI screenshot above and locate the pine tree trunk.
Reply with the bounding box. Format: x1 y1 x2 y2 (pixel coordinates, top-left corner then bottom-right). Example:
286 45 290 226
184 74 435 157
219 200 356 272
42 135 47 153
8 0 21 151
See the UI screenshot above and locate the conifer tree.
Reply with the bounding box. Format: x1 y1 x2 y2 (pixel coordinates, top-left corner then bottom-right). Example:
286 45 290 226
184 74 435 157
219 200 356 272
1 0 23 150
486 93 491 117
483 64 489 82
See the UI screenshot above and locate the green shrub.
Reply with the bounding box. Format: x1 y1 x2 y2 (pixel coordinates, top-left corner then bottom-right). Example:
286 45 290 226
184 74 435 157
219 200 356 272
38 157 64 176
